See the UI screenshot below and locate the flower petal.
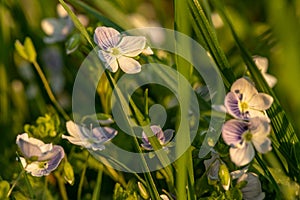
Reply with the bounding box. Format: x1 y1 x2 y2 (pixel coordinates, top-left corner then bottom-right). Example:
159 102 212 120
224 92 241 119
252 136 272 153
163 129 174 144
249 93 273 110
117 36 146 57
94 26 120 50
118 56 141 74
66 121 90 139
16 133 44 158
231 78 258 102
92 126 118 142
238 173 265 200
263 74 277 88
230 143 255 166
222 119 248 146
249 117 270 136
98 50 118 72
253 56 268 73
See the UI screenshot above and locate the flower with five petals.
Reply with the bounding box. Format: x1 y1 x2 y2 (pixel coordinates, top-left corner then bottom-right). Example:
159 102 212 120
94 26 152 74
16 133 65 177
224 78 273 120
222 117 272 166
62 121 118 151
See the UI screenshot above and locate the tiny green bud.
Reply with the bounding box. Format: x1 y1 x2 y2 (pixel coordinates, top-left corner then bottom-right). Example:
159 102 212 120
24 37 36 62
219 163 230 191
65 33 81 54
137 182 149 199
63 161 75 185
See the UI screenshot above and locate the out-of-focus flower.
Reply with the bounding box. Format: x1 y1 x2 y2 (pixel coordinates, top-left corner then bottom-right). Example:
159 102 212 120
62 120 118 151
141 125 174 151
253 56 277 88
237 172 265 200
94 26 152 74
41 4 88 44
211 12 224 28
224 78 273 120
16 133 64 177
222 117 272 166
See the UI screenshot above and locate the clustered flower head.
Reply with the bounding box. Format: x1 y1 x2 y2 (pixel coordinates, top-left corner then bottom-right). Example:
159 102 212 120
222 77 273 166
16 133 65 177
62 120 118 151
94 26 153 74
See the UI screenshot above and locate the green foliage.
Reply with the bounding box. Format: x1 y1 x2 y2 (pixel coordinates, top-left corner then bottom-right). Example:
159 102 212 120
14 37 37 63
113 183 139 200
24 111 60 139
0 180 10 200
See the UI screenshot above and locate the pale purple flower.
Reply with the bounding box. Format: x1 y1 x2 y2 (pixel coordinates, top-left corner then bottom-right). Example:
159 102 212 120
16 133 64 177
253 56 277 88
237 172 265 200
94 26 152 74
224 78 273 120
63 121 118 151
222 117 272 166
141 125 174 150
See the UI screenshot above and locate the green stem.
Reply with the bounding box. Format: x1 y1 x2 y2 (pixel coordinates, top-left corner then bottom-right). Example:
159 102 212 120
6 170 25 198
92 166 103 200
32 61 70 121
77 153 90 200
54 172 69 200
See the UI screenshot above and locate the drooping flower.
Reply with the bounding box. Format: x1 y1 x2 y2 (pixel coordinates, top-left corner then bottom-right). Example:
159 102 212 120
222 117 272 166
94 26 152 74
141 125 174 151
253 56 277 88
237 172 265 200
62 120 118 151
16 133 65 177
224 77 273 120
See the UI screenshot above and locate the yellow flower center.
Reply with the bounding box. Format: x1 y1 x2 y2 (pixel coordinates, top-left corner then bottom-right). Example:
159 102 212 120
111 47 120 56
38 161 48 169
239 101 248 113
243 131 252 142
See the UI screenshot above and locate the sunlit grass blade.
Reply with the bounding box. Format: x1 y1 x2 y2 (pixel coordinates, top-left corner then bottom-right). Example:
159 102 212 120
58 0 94 48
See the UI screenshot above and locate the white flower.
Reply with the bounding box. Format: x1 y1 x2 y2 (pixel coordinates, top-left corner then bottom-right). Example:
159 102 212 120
62 121 118 151
16 133 64 177
237 173 265 200
222 117 272 166
253 56 277 88
94 26 152 74
224 78 273 120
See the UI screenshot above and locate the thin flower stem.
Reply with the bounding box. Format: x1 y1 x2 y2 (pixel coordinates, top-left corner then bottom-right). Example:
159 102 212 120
54 172 69 200
92 166 103 200
32 60 70 121
77 153 90 200
6 170 25 198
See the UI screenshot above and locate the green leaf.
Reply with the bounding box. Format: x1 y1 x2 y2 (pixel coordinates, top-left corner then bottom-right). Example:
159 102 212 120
24 37 36 62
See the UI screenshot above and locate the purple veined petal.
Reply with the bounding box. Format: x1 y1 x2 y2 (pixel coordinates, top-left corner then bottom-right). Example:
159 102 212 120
117 36 146 57
229 142 255 166
16 133 45 159
97 50 118 73
141 132 153 150
43 145 65 172
66 121 90 140
162 129 174 144
222 119 248 147
231 78 258 102
118 56 141 74
238 173 265 200
224 92 241 119
94 26 120 50
248 93 273 110
92 126 118 143
248 117 271 136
